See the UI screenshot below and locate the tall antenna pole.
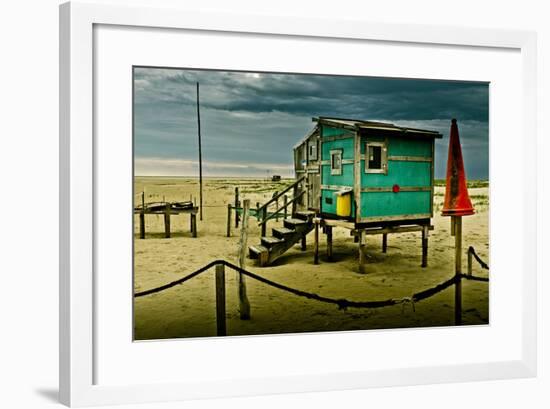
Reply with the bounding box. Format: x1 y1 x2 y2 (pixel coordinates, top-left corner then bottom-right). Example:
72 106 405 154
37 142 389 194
196 82 203 221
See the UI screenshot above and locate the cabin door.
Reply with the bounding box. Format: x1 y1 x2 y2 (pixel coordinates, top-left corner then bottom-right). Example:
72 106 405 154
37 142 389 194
308 173 321 211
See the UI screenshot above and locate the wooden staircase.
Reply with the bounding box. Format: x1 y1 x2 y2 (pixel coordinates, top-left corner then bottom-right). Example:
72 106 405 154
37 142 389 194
249 210 315 266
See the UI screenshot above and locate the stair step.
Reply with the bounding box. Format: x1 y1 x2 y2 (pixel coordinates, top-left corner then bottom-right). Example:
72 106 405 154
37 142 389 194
248 244 269 259
295 210 316 221
284 218 308 229
261 236 285 247
272 227 295 239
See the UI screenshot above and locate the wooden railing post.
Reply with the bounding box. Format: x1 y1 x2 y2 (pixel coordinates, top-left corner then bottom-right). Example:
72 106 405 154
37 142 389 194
215 263 226 336
292 184 298 216
283 195 288 219
261 207 267 237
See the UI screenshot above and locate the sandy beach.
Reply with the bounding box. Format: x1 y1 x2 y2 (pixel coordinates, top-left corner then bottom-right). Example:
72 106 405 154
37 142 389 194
133 177 489 340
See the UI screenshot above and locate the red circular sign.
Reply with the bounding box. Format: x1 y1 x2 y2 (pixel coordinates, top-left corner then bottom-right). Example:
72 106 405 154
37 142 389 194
392 184 400 193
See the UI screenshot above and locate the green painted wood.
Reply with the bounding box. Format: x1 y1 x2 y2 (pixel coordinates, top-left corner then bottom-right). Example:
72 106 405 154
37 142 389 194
361 160 431 187
321 137 354 159
361 191 431 217
319 130 434 220
322 125 354 138
388 137 432 157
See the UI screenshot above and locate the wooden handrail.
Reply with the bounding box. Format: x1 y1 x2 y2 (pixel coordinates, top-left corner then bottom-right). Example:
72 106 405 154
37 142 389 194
256 176 306 213
258 190 305 226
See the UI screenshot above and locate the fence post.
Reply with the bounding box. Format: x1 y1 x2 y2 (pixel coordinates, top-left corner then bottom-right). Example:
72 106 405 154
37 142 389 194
164 203 171 238
237 199 251 320
283 195 288 219
454 216 463 325
467 247 473 276
234 187 240 228
215 263 226 336
226 203 232 237
139 191 145 239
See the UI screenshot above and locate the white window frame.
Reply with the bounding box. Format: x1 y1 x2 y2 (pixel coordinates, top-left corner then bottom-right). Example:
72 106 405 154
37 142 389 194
330 149 343 175
365 141 388 174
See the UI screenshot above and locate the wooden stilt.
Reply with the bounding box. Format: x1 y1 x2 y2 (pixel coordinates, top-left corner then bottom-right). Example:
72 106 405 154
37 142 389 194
301 235 306 251
226 203 232 237
283 195 288 219
164 203 171 238
358 230 367 274
421 225 429 267
291 184 298 216
454 216 463 325
382 233 387 253
237 199 251 320
326 226 333 261
314 218 319 264
215 263 226 336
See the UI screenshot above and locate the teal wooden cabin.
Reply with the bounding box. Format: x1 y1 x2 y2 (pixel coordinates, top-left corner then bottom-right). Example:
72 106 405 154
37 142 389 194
294 117 442 227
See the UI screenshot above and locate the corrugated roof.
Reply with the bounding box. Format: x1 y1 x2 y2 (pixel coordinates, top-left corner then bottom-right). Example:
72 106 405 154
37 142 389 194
316 116 442 138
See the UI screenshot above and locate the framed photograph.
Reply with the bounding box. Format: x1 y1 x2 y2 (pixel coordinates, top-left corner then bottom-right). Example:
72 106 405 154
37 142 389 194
60 1 537 406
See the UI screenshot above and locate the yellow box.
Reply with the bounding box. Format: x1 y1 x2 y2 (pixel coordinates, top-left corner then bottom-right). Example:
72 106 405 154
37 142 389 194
335 190 352 217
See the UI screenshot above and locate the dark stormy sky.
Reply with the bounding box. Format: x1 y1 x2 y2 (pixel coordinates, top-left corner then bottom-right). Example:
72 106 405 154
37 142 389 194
134 67 489 179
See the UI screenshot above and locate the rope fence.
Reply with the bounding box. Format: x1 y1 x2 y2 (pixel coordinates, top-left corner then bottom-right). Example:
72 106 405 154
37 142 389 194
135 247 489 335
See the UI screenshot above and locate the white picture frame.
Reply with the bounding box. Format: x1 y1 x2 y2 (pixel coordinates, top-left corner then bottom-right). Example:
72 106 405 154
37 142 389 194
59 1 537 407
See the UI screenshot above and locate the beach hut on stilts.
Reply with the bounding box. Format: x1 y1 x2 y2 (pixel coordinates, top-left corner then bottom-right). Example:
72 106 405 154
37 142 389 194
249 116 442 272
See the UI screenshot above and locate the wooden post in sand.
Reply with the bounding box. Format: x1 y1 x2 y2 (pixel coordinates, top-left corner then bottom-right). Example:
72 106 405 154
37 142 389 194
453 216 463 325
382 233 387 253
237 199 251 320
234 187 240 228
139 191 145 239
215 263 226 336
226 203 232 237
164 203 171 238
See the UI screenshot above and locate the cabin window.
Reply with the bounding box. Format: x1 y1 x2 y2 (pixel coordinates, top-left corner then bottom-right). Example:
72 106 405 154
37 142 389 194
365 141 387 174
330 149 343 175
308 142 317 161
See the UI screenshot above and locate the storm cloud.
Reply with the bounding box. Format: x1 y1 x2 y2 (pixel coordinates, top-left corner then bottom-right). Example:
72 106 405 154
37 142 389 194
134 67 489 179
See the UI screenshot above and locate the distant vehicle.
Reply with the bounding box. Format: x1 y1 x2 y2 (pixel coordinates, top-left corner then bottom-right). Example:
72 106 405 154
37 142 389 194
271 175 281 182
